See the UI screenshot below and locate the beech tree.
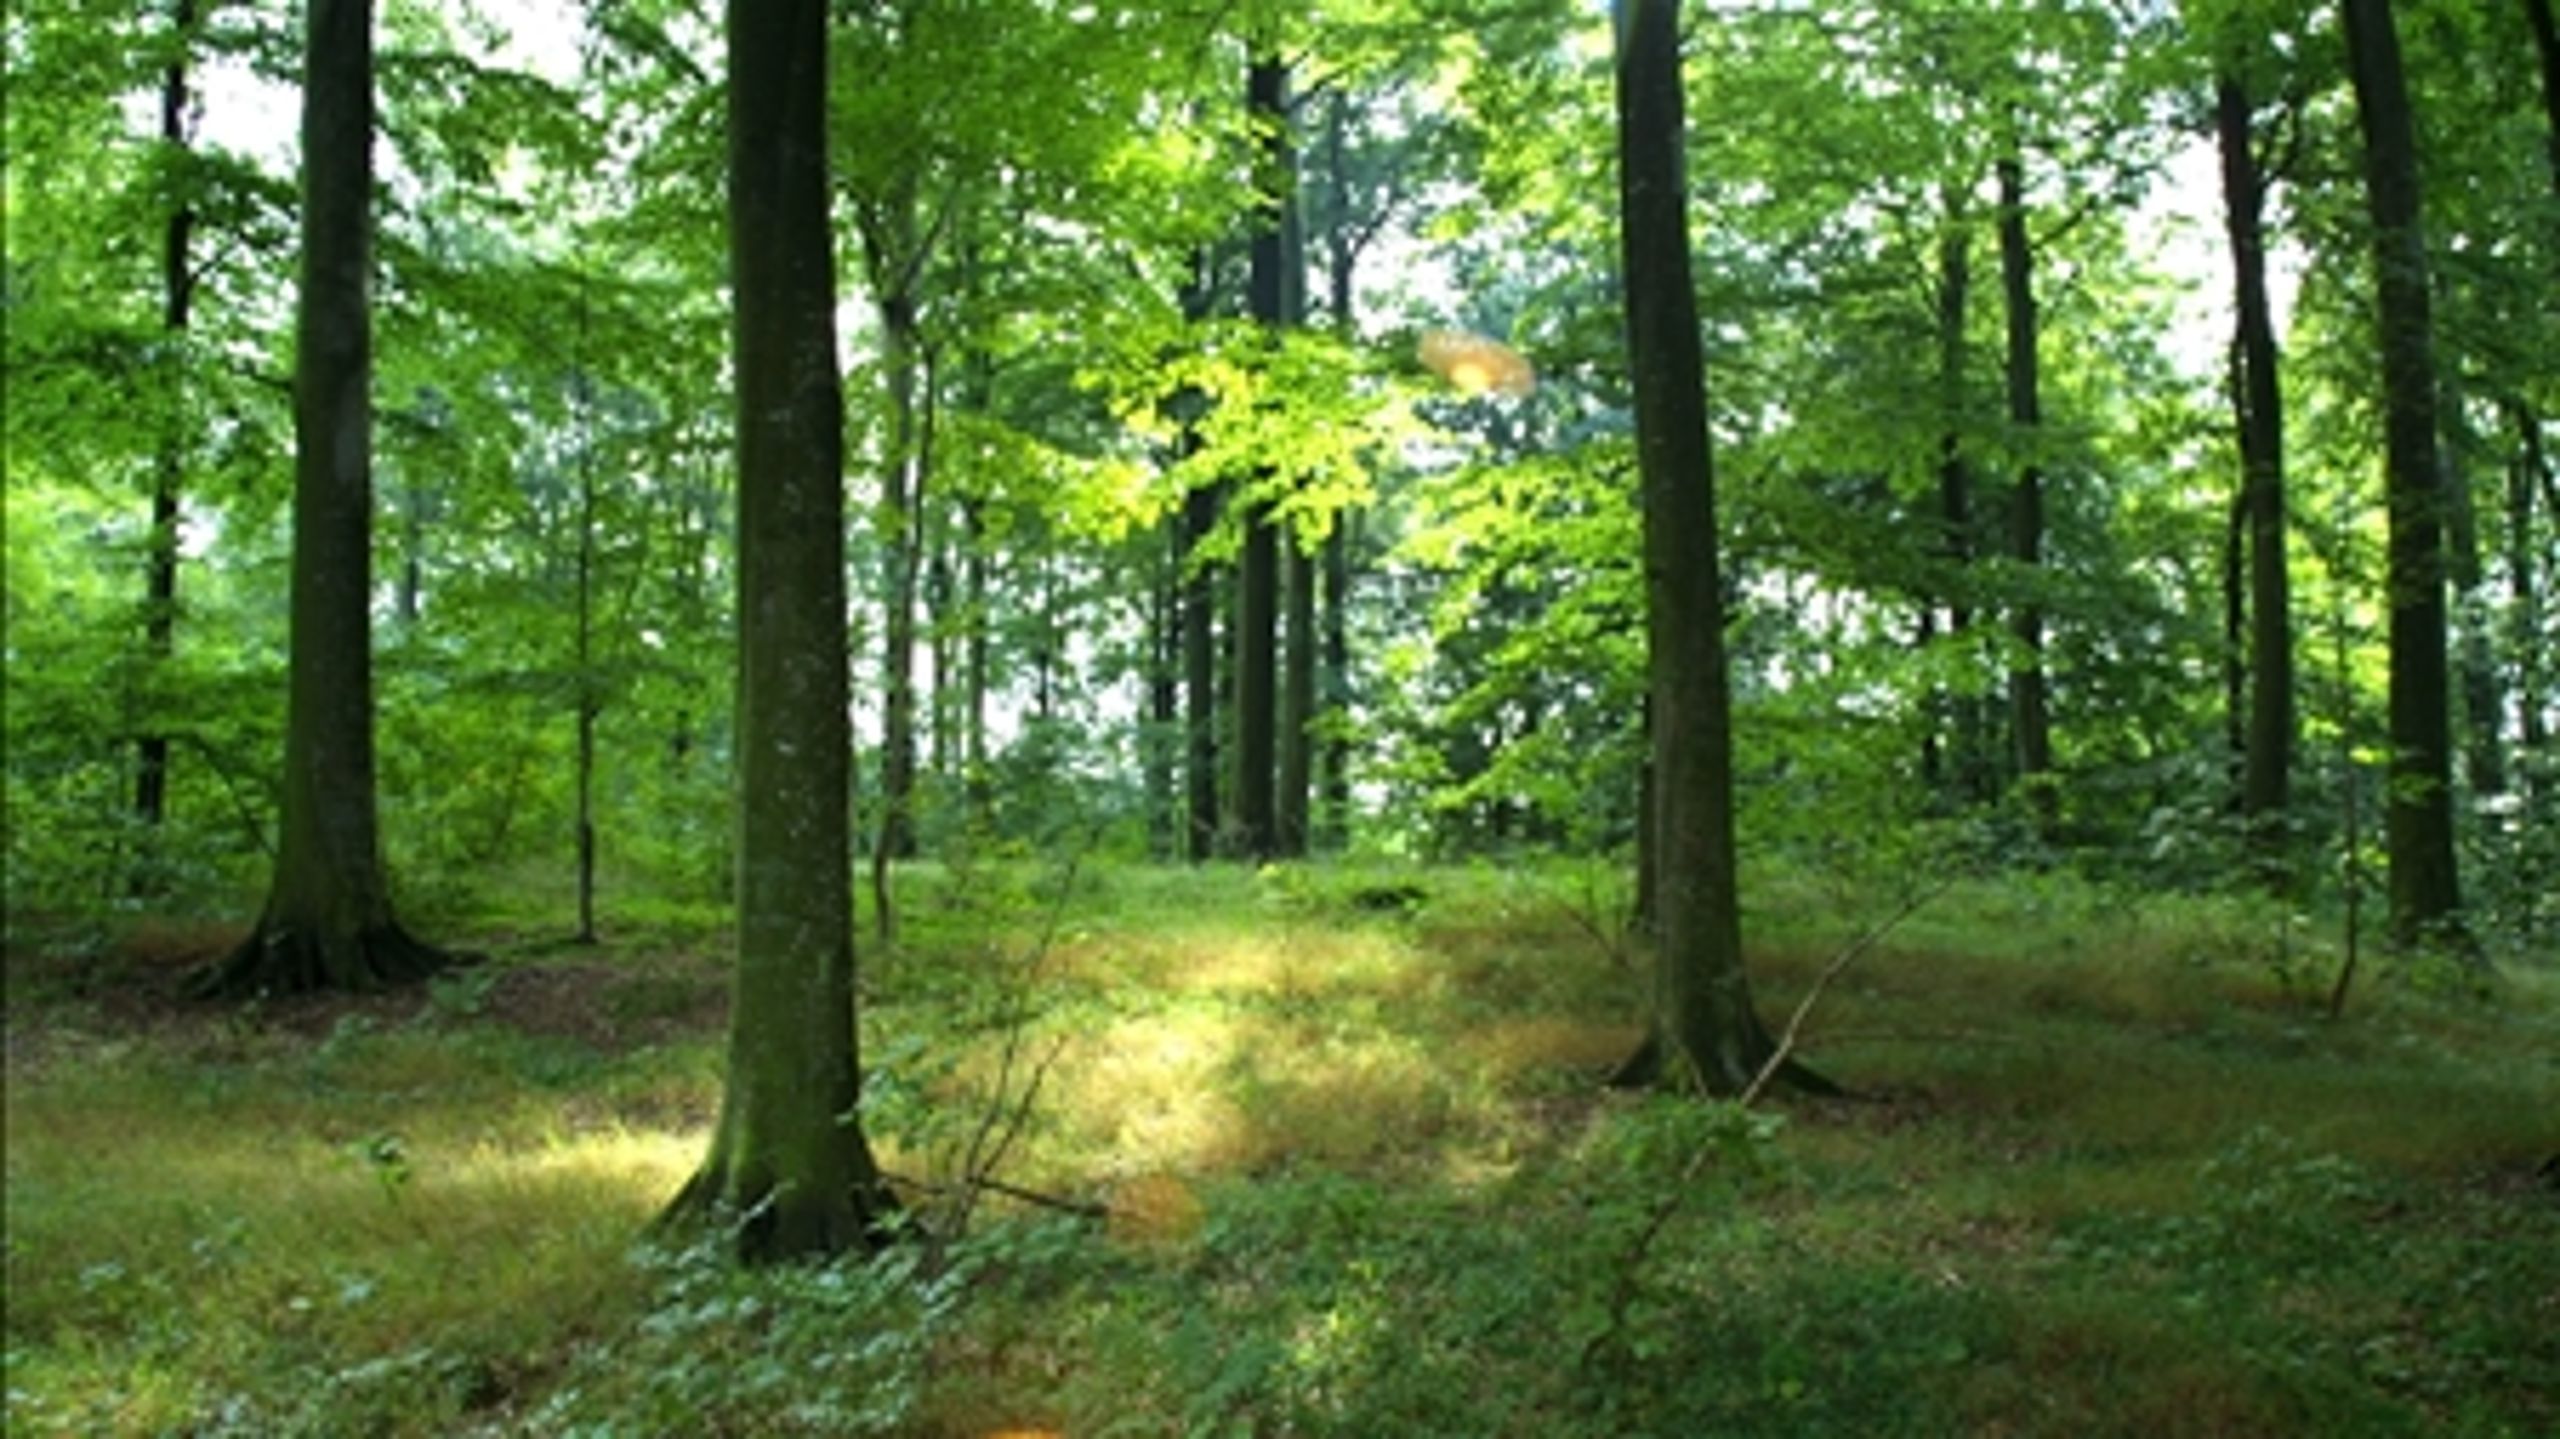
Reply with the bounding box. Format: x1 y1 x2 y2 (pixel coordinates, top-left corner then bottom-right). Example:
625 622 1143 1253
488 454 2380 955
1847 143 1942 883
193 0 452 997
662 0 891 1259
2340 0 2462 944
1610 0 1796 1095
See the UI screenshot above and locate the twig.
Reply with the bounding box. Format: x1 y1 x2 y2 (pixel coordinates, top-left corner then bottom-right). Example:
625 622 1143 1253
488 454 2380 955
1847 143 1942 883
1742 878 1951 1107
1582 877 1950 1372
883 1169 1107 1221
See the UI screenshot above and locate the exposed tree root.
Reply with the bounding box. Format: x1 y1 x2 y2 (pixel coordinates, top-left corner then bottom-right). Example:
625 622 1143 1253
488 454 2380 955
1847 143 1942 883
657 1165 902 1266
189 916 462 1000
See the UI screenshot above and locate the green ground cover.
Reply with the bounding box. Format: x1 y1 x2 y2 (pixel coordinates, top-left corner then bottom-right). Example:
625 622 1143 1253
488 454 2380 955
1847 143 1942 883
7 861 2556 1435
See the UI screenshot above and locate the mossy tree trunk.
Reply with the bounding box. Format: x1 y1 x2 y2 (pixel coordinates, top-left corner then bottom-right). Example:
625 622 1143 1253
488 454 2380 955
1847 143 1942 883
1611 0 1795 1097
663 0 890 1261
194 0 448 999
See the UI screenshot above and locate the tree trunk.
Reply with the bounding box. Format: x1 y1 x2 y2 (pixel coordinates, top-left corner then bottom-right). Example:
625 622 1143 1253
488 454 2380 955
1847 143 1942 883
1996 151 2055 839
664 0 890 1262
1182 475 1220 861
574 305 600 946
135 0 197 855
1933 192 1984 805
875 287 925 869
1279 535 1316 856
1320 97 1360 849
1611 0 1804 1097
194 0 450 998
2342 0 2463 944
2513 401 2550 756
2441 387 2506 795
1233 53 1292 861
2218 73 2294 867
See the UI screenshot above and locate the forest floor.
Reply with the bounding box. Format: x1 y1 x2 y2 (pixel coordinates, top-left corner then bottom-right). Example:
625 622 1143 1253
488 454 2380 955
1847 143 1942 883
7 860 2559 1436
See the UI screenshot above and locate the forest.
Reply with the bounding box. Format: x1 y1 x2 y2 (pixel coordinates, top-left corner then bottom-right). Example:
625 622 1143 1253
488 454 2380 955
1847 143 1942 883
5 0 2558 1432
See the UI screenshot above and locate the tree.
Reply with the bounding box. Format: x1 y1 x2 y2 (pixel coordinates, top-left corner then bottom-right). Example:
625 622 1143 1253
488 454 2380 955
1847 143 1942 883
1233 52 1292 861
1996 148 2056 839
1611 0 1799 1095
662 0 891 1260
193 0 451 998
2340 0 2462 944
2213 59 2294 873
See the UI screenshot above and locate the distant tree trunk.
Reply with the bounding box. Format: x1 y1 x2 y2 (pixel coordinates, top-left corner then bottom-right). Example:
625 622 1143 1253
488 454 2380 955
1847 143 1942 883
1611 0 1807 1097
1233 53 1291 860
665 0 890 1261
2217 72 2294 868
1996 151 2055 839
135 0 198 855
194 0 449 997
1320 98 1360 848
1172 249 1221 863
1931 192 1984 805
573 312 600 946
1182 477 1220 861
2342 0 2463 944
963 497 990 828
2441 389 2506 796
1280 536 1316 856
872 282 926 871
2513 401 2551 756
2222 476 2249 794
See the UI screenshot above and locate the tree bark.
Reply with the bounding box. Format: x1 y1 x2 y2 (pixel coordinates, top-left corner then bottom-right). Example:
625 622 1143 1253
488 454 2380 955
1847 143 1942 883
2440 387 2506 796
664 0 890 1262
1996 151 2055 839
2216 73 2294 867
1611 0 1804 1097
135 0 197 854
1932 191 1985 805
194 0 450 998
2514 401 2551 756
2342 0 2463 944
1233 53 1291 860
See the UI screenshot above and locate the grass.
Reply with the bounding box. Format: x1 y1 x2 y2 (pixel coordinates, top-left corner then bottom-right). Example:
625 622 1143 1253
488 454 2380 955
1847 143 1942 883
6 858 2558 1435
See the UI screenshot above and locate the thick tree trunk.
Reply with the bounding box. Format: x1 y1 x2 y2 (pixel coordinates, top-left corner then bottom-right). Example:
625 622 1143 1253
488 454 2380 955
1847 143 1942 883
2217 74 2295 866
1612 0 1805 1098
1996 152 2055 838
195 0 449 998
2342 0 2464 944
136 0 197 852
665 0 890 1262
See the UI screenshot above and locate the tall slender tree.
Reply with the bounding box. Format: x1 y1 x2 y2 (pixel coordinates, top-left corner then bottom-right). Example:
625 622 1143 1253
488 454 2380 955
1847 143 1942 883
2340 0 2462 943
1996 149 2055 839
663 0 891 1260
2214 66 2294 871
193 0 450 997
134 0 197 861
1611 0 1807 1096
1234 53 1292 860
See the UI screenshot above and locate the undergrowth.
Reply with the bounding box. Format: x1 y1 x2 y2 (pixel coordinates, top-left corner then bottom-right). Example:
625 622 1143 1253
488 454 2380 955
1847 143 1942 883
6 860 2556 1435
